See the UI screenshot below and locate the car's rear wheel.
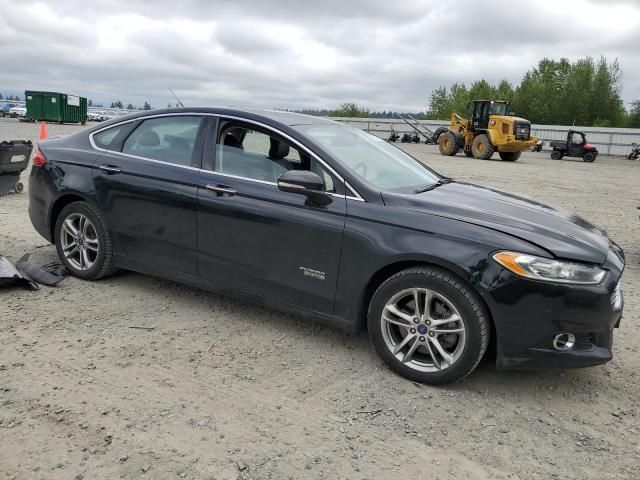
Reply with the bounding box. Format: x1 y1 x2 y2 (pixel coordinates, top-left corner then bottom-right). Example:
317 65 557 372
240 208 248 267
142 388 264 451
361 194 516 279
368 267 489 384
54 201 116 280
550 150 563 160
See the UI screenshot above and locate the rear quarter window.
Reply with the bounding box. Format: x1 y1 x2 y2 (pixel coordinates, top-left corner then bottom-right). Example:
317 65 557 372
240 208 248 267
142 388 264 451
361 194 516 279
93 127 123 150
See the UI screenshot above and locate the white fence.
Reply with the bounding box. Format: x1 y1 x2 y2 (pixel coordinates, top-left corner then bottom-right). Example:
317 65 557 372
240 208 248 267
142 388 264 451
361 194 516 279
331 118 640 157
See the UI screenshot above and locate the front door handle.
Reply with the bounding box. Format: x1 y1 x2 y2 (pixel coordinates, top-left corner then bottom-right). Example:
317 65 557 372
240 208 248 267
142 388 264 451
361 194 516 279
205 184 238 196
98 164 122 174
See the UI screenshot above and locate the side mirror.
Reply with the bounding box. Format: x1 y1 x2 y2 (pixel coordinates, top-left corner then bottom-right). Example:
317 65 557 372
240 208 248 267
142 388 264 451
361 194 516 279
277 170 332 206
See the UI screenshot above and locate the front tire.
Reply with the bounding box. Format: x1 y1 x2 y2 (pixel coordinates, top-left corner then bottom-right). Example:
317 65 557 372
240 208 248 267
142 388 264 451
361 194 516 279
368 267 490 385
583 152 596 163
471 134 495 160
438 132 459 156
499 151 521 162
54 201 116 280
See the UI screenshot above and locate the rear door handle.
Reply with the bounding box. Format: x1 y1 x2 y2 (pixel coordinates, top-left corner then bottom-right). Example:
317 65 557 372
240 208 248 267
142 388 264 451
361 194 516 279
98 165 122 174
205 184 237 196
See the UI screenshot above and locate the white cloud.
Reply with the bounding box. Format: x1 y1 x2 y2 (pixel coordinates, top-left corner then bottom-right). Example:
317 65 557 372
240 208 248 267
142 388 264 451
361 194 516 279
0 0 638 110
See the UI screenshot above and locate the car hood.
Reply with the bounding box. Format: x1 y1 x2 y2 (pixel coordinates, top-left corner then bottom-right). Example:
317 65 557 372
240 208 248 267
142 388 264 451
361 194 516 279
382 182 610 264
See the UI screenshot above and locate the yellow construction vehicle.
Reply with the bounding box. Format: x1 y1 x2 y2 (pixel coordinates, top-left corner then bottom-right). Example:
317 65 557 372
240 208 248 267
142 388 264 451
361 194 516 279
437 100 538 161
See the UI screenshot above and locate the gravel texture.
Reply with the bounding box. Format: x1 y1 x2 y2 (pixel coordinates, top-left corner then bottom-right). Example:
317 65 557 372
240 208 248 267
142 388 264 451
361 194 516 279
1 117 639 479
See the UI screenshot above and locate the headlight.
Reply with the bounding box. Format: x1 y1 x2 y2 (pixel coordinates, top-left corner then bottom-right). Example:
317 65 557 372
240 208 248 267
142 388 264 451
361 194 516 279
493 251 606 285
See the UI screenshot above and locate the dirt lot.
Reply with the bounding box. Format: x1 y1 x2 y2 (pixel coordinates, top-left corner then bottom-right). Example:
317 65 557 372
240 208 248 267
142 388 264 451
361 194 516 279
1 117 639 480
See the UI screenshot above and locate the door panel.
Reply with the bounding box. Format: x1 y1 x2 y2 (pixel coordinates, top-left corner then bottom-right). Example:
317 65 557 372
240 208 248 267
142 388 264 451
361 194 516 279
92 115 206 275
197 174 346 313
93 153 201 274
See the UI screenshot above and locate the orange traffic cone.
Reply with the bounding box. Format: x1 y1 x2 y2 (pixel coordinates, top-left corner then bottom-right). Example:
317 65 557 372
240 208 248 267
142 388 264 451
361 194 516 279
39 121 47 140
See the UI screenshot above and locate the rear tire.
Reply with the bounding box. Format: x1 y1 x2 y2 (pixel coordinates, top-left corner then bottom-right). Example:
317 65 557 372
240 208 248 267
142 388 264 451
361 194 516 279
433 127 449 143
583 152 596 163
550 150 563 160
438 132 459 156
368 267 490 385
471 134 495 160
499 151 521 162
54 201 116 280
13 181 24 193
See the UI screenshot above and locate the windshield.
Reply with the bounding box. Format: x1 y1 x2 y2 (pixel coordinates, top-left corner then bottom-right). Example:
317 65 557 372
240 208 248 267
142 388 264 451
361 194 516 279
297 124 440 192
489 102 509 115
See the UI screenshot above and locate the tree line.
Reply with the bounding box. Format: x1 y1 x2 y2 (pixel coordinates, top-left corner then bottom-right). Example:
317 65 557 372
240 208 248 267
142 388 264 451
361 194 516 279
106 100 153 110
296 103 428 119
428 56 639 127
0 93 21 101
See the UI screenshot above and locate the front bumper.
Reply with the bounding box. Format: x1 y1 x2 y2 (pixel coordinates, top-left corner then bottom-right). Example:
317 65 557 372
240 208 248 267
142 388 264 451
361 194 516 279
497 136 539 153
479 245 625 370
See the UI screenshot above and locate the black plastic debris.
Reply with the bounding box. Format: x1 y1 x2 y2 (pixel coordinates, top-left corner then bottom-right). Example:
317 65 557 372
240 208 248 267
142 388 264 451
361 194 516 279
0 254 66 290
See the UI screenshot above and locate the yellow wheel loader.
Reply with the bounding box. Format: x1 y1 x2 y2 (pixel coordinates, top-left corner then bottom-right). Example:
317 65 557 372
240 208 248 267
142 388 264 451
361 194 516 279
437 100 538 161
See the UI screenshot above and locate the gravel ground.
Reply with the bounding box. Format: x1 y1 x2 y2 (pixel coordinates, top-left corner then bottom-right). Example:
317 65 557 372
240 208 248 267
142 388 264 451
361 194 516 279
1 117 639 480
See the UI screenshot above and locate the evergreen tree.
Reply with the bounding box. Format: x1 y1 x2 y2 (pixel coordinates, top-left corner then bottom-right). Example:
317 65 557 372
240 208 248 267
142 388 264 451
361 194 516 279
328 103 369 118
629 101 640 128
428 56 627 127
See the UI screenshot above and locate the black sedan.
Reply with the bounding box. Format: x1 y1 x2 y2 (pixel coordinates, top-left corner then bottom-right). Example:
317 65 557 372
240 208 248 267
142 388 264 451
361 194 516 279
28 108 625 384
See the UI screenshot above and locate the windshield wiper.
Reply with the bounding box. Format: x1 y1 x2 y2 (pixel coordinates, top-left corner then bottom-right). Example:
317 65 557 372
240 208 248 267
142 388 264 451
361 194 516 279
414 176 454 194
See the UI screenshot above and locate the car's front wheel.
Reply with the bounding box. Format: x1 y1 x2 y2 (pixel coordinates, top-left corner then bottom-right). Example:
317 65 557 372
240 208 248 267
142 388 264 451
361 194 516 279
54 201 116 280
368 267 490 384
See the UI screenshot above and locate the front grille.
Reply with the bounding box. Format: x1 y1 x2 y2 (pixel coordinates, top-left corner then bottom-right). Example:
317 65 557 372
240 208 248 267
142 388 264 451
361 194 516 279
513 121 531 140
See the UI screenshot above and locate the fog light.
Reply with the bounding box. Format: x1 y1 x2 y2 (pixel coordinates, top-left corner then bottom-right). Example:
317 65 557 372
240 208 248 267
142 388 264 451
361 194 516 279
553 333 576 351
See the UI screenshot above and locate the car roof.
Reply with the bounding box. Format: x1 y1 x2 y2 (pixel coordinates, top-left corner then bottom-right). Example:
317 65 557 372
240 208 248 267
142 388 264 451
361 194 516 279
90 107 337 130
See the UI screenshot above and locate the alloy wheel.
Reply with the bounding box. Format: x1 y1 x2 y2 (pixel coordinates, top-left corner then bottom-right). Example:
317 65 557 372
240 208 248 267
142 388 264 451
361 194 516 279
381 288 466 372
60 213 100 271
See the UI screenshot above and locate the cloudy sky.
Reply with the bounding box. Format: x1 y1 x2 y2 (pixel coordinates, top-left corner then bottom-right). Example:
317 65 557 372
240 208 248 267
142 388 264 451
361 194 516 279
1 0 639 111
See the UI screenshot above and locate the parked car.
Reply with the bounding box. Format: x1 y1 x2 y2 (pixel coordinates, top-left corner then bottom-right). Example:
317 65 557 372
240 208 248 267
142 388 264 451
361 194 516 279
0 102 16 117
28 108 625 384
87 111 105 122
9 106 26 118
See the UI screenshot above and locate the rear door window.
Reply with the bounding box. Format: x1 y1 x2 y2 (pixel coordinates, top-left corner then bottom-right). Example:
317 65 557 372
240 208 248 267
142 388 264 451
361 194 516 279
122 116 203 166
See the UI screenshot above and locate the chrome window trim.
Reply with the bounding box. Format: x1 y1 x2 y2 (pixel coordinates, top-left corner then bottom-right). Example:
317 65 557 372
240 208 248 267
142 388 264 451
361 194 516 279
88 112 365 201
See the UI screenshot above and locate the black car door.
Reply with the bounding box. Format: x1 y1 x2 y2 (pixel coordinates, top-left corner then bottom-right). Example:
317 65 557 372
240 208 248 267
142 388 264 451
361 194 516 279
196 118 347 314
92 114 206 275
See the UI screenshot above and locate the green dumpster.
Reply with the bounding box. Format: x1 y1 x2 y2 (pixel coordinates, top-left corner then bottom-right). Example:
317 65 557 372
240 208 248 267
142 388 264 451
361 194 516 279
25 91 87 124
